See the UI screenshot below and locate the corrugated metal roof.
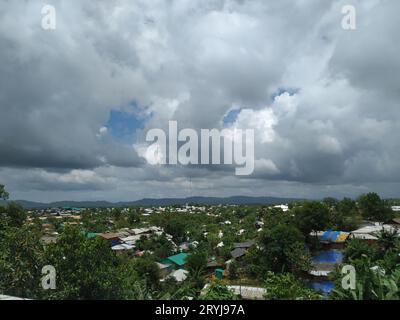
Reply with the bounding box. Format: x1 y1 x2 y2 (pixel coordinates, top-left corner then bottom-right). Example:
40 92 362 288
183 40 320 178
233 240 255 249
165 252 188 266
231 247 247 259
169 269 189 282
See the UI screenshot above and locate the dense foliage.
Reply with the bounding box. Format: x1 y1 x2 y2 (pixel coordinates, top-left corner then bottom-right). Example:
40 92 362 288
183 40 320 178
1 184 400 300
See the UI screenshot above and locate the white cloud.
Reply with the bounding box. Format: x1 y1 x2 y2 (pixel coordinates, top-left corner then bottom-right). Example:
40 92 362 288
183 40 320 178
1 0 400 201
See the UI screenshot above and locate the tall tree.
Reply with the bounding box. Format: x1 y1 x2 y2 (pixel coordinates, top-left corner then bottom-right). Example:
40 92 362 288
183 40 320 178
43 226 125 299
264 272 321 300
0 184 9 200
358 193 393 222
186 251 207 275
200 280 239 300
259 224 311 273
293 201 330 235
0 225 45 298
4 202 27 228
331 198 361 231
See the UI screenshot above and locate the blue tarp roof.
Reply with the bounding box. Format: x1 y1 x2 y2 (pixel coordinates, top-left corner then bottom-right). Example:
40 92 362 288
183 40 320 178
319 230 349 243
320 231 340 242
310 281 334 295
312 250 343 264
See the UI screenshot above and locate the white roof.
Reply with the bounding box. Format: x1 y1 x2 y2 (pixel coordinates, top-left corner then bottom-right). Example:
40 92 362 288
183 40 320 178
351 224 398 235
274 204 289 212
309 270 331 277
227 285 266 300
169 269 189 282
350 233 378 240
130 228 152 235
121 235 142 243
310 231 326 237
111 243 135 251
156 262 170 270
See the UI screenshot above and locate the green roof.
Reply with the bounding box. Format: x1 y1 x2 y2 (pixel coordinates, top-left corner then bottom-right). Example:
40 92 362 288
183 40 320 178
86 232 98 239
163 253 188 267
62 206 81 211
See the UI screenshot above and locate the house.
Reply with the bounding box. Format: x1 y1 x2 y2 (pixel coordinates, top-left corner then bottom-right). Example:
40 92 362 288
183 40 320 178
98 232 120 246
206 260 223 270
273 204 289 212
111 243 135 254
168 269 189 282
205 259 225 276
215 268 224 280
233 240 255 249
161 252 188 269
349 224 399 244
157 262 173 277
230 247 247 259
313 231 350 249
120 235 143 246
116 230 131 238
85 232 98 239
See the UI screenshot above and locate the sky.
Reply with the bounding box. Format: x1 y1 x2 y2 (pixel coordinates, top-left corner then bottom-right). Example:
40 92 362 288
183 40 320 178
1 0 400 202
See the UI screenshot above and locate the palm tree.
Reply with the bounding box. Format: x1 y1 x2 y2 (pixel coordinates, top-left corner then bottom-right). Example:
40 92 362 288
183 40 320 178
377 229 399 252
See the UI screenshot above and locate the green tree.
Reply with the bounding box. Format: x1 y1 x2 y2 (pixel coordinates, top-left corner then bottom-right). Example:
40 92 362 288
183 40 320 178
331 198 361 231
264 272 321 300
4 202 27 228
0 184 9 200
259 224 311 273
323 197 339 209
377 229 399 253
131 255 161 289
331 256 400 300
0 225 45 298
343 238 379 262
186 251 207 275
200 280 239 300
185 251 208 291
358 193 393 222
293 201 330 236
162 215 187 243
228 260 239 280
43 226 125 299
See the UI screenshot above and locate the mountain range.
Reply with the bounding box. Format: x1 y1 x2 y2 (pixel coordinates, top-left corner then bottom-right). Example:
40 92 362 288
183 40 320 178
0 196 305 209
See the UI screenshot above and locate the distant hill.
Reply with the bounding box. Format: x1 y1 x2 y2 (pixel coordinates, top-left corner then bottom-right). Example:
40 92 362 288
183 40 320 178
0 196 305 209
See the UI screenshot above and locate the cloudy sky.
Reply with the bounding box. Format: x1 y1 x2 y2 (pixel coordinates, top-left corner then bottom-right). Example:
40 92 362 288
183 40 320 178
1 0 399 202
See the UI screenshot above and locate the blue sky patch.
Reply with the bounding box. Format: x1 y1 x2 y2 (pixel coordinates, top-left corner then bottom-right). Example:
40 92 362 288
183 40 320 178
223 108 242 125
105 109 147 143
